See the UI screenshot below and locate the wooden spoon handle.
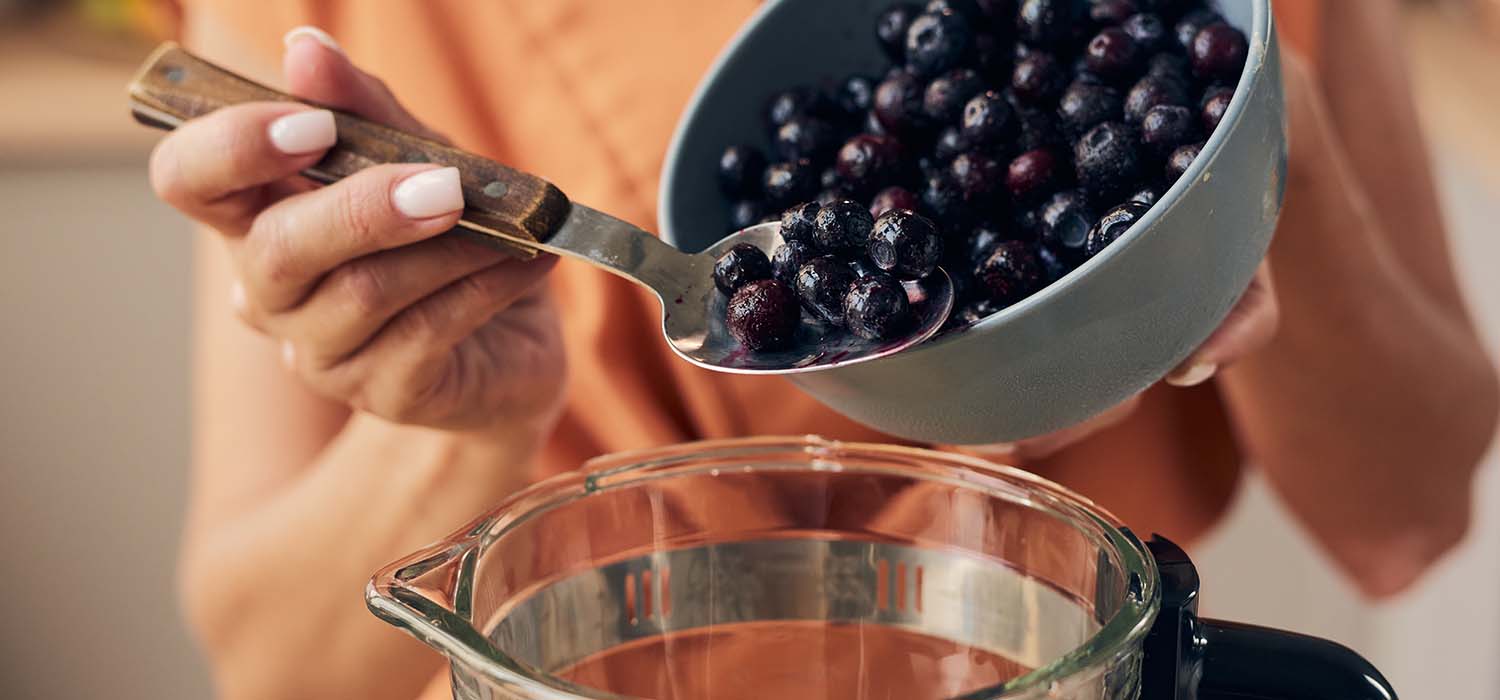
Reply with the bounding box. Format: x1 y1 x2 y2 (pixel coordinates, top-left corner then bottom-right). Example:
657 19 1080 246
126 42 570 258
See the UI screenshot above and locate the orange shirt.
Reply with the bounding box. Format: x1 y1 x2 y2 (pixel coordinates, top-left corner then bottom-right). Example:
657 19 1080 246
177 0 1318 543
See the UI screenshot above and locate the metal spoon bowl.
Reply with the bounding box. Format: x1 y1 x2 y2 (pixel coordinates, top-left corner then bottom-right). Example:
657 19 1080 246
682 222 953 374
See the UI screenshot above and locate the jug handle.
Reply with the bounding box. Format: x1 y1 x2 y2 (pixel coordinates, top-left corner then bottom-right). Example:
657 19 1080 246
1194 618 1398 700
1139 534 1399 700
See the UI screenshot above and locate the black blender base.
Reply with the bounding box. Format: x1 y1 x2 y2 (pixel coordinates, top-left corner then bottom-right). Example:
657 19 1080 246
1135 533 1399 700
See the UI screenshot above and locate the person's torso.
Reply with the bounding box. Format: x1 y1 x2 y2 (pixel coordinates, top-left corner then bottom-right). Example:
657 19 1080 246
181 0 1246 542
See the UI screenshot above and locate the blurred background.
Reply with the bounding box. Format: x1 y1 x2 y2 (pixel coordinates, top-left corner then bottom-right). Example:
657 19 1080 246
0 0 1496 698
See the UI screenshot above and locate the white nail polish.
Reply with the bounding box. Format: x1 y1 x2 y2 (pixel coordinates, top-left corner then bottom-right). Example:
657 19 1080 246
1166 362 1218 387
281 340 296 369
283 25 344 54
230 281 247 313
393 167 464 219
268 110 336 155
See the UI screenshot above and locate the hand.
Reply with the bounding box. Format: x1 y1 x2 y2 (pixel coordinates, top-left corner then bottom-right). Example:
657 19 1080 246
149 28 565 432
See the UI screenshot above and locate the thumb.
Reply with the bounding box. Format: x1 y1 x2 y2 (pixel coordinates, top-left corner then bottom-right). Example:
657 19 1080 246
280 26 449 143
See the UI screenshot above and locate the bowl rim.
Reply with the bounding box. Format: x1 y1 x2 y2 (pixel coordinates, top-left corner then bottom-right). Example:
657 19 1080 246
657 0 1276 355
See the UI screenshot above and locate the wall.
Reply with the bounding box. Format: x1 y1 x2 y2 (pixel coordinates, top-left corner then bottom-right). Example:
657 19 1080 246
0 165 211 698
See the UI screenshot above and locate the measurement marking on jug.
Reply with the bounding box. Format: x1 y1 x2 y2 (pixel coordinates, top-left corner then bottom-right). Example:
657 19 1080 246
662 566 673 616
896 562 908 611
624 572 637 625
915 565 924 613
641 569 654 619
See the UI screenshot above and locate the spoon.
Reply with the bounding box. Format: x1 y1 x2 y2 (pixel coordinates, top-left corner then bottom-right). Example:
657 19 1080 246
126 43 953 375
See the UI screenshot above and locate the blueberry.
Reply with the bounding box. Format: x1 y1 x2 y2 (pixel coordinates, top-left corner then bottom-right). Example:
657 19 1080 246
1201 86 1235 133
921 172 976 230
814 199 876 253
726 279 801 351
933 126 969 161
970 31 1013 80
1129 186 1159 205
730 200 764 231
713 243 773 294
1190 23 1249 82
836 134 905 195
762 159 819 208
1124 75 1190 123
1010 52 1068 104
820 167 842 192
1017 0 1078 46
1141 104 1199 158
1013 205 1042 238
869 209 944 279
870 185 921 219
951 151 1007 205
1085 28 1142 83
1072 60 1107 85
975 0 1016 22
1146 52 1192 85
718 145 766 197
817 188 852 206
1057 81 1123 137
772 239 818 285
949 298 1001 328
967 223 1009 264
774 118 838 162
874 72 931 136
794 255 858 326
838 75 878 119
928 0 985 19
1090 0 1140 26
976 240 1043 305
1038 189 1095 262
1121 13 1169 53
1013 102 1065 150
918 155 945 180
878 4 924 61
1141 0 1192 17
961 90 1016 147
1084 201 1150 258
1074 121 1142 200
1165 141 1203 184
779 201 821 245
906 11 974 78
1037 244 1072 281
1175 8 1223 50
844 274 914 340
864 109 889 137
847 256 884 279
766 88 832 128
1005 148 1062 203
924 68 987 123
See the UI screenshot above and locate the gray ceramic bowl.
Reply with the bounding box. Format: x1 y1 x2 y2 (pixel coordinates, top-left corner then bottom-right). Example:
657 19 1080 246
660 0 1285 444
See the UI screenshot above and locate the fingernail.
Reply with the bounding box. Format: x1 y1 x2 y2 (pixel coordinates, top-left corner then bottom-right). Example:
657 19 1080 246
283 25 344 54
267 109 336 155
1166 361 1218 387
281 340 296 369
229 281 247 313
393 167 464 219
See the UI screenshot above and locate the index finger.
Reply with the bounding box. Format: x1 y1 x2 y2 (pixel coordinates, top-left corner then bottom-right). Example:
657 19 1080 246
148 103 336 233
